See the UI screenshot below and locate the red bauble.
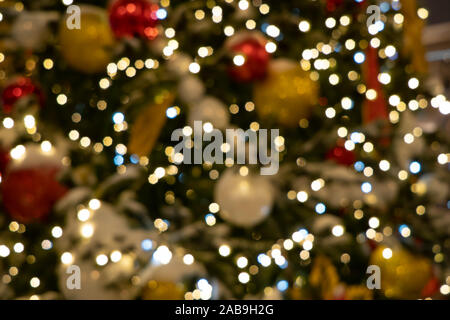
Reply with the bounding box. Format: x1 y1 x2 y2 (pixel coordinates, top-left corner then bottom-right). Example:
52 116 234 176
421 277 440 298
326 0 344 12
109 0 159 40
0 148 10 176
227 35 270 83
1 167 67 223
1 77 44 113
326 146 356 166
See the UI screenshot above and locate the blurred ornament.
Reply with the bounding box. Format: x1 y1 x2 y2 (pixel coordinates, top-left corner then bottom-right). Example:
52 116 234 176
343 285 373 300
12 11 58 51
59 5 115 74
1 77 45 113
369 246 433 299
188 96 230 130
128 92 174 157
254 59 319 127
109 0 159 40
178 75 205 104
325 0 344 12
2 168 67 223
362 46 388 124
309 255 340 299
167 53 192 76
400 0 428 74
1 144 67 223
421 277 440 298
0 147 10 176
362 46 390 146
142 280 184 300
214 168 274 228
226 32 270 82
326 144 356 166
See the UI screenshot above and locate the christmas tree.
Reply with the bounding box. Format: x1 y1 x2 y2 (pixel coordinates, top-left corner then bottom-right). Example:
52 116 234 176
0 0 448 300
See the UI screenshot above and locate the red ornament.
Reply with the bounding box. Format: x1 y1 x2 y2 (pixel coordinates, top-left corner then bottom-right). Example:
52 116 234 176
362 46 389 124
362 45 391 146
227 34 270 83
1 167 67 223
326 0 344 12
1 77 45 113
326 145 356 166
0 147 10 176
109 0 160 40
421 277 440 298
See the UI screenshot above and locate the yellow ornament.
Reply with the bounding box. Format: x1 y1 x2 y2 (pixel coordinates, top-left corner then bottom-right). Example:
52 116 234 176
254 59 319 127
309 255 340 299
142 280 185 300
59 5 114 74
400 0 428 74
370 246 433 299
128 92 175 157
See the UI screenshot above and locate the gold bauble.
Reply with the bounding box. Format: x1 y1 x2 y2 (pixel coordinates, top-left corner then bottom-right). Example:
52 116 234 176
254 59 319 127
370 246 432 299
142 280 185 300
59 5 114 74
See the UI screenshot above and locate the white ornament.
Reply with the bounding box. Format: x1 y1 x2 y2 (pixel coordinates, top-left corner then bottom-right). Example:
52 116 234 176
167 53 193 76
214 169 274 227
178 75 205 104
188 96 230 130
12 11 58 51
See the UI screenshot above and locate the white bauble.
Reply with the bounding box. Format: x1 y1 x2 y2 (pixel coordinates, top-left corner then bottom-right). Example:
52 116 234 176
214 169 274 228
12 12 58 51
188 96 230 130
178 75 205 104
167 53 192 76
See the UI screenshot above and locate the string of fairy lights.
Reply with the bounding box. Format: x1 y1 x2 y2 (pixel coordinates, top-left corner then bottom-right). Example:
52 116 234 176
0 0 449 298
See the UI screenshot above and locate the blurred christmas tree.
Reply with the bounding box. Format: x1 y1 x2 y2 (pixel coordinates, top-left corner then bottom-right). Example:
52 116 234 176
0 0 449 300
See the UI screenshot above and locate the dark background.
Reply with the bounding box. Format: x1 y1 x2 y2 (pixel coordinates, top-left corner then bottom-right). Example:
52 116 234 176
423 0 450 24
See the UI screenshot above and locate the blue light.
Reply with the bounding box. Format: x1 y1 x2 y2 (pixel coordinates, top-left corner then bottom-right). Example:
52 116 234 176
205 213 215 222
277 280 289 292
354 51 365 64
141 239 153 251
112 112 124 124
315 203 326 214
392 1 401 10
355 0 364 2
409 161 421 174
380 2 390 12
261 23 269 32
114 155 124 166
130 154 139 164
375 21 385 32
361 182 372 194
166 107 178 119
354 161 365 172
350 132 361 143
156 8 167 20
280 261 288 269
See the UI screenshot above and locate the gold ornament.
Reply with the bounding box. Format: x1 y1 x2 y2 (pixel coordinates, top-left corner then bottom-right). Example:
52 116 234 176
59 5 114 74
309 255 340 299
254 59 319 127
400 0 428 74
128 92 175 157
344 285 373 300
370 246 433 299
142 280 185 300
